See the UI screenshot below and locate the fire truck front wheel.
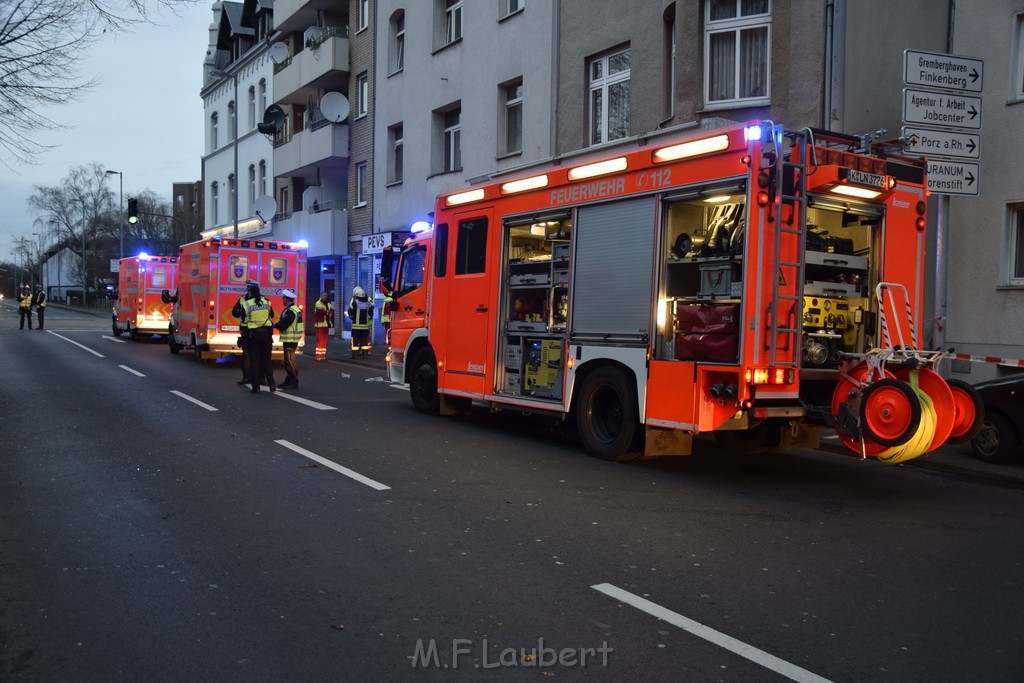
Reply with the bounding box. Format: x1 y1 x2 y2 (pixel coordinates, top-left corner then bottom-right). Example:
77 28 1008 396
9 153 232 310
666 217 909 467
409 347 440 414
575 367 644 462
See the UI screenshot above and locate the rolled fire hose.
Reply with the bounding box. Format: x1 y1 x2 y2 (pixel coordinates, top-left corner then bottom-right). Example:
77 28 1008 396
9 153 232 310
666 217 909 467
877 369 937 464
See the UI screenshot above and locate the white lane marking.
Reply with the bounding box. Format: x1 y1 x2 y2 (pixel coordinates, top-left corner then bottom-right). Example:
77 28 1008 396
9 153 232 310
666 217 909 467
169 390 219 412
46 331 104 357
269 388 337 410
102 335 128 344
119 365 146 377
274 439 390 491
591 583 831 683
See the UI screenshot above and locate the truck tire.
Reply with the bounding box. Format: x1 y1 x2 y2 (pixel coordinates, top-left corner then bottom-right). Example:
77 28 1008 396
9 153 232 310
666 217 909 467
970 412 1021 464
111 319 120 337
944 378 985 444
575 367 644 461
409 347 440 414
168 325 181 354
192 334 203 363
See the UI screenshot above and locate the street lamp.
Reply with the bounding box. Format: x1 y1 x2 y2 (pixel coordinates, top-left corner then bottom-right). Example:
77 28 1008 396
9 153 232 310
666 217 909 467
31 232 41 290
104 169 124 258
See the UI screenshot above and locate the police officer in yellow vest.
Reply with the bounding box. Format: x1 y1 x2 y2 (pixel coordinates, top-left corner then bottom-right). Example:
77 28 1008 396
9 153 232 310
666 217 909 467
273 289 303 389
240 282 276 394
33 285 46 330
18 286 33 330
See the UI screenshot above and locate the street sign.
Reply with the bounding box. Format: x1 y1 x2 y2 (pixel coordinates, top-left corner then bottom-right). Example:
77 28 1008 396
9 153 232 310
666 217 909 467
926 160 979 196
902 88 982 130
904 50 983 93
901 126 980 159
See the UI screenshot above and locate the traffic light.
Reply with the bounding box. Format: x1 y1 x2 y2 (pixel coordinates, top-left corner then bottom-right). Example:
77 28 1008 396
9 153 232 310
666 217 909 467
127 198 139 224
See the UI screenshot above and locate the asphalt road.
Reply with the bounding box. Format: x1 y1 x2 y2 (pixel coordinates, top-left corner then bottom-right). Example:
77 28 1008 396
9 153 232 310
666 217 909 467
2 303 1023 681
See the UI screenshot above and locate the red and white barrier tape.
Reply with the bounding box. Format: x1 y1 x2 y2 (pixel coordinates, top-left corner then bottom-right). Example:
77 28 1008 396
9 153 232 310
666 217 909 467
950 354 1024 369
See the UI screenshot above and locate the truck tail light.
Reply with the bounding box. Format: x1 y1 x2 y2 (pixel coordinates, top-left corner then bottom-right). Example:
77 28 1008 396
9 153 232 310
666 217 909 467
745 367 794 385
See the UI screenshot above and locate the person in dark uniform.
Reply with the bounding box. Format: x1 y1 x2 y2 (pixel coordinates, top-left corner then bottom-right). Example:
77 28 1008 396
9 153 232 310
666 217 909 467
18 286 33 329
240 283 276 394
231 283 255 385
274 289 303 389
33 285 46 330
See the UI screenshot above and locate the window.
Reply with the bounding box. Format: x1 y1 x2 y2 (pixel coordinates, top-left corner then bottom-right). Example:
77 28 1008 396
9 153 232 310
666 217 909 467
210 112 219 150
434 223 449 277
258 160 267 197
389 123 404 183
228 174 236 221
357 73 369 117
211 182 219 224
356 162 368 206
704 0 770 105
1010 204 1024 286
248 164 256 210
589 48 630 145
228 100 236 141
390 11 405 73
503 0 523 16
445 0 463 44
248 86 256 130
258 79 267 115
455 218 487 275
228 255 250 283
359 0 369 30
443 107 462 172
1015 13 1024 100
503 80 523 155
398 244 427 296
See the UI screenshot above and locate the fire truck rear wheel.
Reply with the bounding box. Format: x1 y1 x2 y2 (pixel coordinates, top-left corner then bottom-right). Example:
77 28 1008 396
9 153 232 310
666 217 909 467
944 378 985 444
111 320 120 337
409 347 440 414
575 367 643 462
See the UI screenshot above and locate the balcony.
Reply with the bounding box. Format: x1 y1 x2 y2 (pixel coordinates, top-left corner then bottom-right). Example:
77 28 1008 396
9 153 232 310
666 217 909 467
273 0 348 34
273 33 349 104
274 121 349 179
272 205 348 258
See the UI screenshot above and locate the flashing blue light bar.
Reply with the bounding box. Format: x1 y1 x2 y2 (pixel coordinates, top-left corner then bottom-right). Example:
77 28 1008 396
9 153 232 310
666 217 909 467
744 124 764 142
297 240 309 249
138 252 149 259
410 221 432 234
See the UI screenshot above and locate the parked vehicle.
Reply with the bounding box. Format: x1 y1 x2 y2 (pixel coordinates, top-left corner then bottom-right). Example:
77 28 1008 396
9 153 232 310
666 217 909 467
970 374 1024 464
112 254 179 339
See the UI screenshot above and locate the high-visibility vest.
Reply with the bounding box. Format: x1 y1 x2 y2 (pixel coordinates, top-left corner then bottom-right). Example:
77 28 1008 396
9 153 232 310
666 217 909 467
34 290 46 308
380 294 393 324
348 297 373 330
279 305 303 343
19 292 32 309
314 299 333 328
241 297 274 330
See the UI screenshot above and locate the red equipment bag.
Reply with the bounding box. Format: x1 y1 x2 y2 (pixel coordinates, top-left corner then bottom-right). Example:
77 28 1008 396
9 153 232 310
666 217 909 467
675 303 739 362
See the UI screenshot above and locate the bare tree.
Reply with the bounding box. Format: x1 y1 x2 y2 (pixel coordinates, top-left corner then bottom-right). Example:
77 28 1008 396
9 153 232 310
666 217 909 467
0 0 197 164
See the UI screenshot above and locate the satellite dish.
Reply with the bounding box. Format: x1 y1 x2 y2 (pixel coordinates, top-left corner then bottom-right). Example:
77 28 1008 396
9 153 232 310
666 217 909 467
257 104 286 134
252 196 277 224
268 43 289 65
319 92 349 123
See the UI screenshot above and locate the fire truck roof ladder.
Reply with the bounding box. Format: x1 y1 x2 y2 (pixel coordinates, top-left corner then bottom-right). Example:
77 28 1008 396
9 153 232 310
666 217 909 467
765 127 809 369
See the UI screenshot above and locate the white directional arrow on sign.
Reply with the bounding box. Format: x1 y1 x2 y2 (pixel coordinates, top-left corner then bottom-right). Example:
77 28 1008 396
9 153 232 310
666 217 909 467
904 50 984 93
926 160 980 196
903 88 982 130
902 126 980 159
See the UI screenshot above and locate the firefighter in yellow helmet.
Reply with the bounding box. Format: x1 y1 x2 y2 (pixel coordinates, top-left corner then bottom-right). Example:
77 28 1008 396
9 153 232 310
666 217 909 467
347 285 374 358
18 286 33 330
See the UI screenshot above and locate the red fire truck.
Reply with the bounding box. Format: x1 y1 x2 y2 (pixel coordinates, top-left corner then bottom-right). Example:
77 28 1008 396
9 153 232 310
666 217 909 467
385 122 981 462
112 254 179 339
168 236 307 361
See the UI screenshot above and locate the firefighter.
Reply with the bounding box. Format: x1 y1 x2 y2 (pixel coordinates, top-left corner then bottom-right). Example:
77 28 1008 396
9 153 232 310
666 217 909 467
18 286 33 329
274 289 303 389
379 279 394 345
313 290 334 361
240 282 276 394
231 282 255 385
33 285 46 330
347 286 374 358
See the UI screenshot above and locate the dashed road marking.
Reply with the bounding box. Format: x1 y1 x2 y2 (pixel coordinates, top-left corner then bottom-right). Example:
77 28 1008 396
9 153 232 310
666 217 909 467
170 390 218 412
119 365 146 377
47 331 104 357
275 439 391 491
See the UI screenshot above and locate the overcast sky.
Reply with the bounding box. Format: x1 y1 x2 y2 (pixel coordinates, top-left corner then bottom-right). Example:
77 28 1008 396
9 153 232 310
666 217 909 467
0 2 214 263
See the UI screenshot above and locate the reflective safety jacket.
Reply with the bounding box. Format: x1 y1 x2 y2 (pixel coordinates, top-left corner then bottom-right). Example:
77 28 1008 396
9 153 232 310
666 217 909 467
241 296 275 330
277 305 303 343
18 292 32 309
348 296 373 330
380 294 394 324
314 299 334 328
34 290 46 308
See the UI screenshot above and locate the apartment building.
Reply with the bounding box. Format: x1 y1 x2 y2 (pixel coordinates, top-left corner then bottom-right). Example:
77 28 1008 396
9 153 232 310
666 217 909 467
201 0 276 240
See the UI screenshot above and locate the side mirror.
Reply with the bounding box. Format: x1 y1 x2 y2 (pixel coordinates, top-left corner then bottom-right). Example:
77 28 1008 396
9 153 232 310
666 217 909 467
387 300 399 312
161 289 178 304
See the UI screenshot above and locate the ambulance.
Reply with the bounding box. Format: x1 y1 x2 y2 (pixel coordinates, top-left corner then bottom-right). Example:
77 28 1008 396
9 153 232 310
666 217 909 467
384 122 981 462
111 254 179 339
168 236 307 361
